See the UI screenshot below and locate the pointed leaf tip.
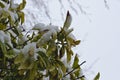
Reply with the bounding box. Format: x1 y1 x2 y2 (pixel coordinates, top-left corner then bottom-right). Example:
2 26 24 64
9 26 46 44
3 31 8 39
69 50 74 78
63 11 72 30
94 72 100 80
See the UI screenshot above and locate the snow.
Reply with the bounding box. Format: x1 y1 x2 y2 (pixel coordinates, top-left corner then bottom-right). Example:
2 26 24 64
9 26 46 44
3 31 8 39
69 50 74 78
21 42 36 55
0 31 5 43
0 0 19 23
13 48 21 54
33 23 59 44
68 33 76 40
33 23 59 32
20 42 46 59
0 30 13 47
32 23 46 31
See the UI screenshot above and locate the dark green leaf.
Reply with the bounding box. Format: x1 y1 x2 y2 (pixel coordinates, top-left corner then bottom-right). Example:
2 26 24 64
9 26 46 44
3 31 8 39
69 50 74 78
59 47 65 58
0 41 7 56
5 49 15 58
94 72 100 80
63 11 72 30
0 23 6 30
0 2 5 8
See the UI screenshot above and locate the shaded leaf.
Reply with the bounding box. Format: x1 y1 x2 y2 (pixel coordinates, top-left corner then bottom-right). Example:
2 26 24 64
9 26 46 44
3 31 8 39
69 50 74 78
0 23 6 30
59 47 65 58
0 41 7 56
5 49 15 58
0 2 5 8
14 53 24 64
18 57 34 70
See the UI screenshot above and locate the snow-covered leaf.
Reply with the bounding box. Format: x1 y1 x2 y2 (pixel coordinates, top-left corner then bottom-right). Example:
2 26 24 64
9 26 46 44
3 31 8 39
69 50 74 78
32 23 46 31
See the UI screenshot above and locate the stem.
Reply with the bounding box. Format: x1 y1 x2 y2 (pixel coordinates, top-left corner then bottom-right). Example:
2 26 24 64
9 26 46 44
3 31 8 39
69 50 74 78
76 75 85 79
63 61 86 78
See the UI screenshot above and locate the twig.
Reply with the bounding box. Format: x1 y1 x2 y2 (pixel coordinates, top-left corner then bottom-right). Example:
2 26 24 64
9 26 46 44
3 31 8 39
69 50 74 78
63 61 86 78
76 75 85 79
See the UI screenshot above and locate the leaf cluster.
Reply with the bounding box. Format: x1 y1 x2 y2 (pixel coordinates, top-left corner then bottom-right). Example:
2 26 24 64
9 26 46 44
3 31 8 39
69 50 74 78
0 0 100 80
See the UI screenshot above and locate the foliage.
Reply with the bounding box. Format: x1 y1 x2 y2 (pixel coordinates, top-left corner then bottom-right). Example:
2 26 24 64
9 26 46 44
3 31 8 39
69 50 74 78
0 0 100 80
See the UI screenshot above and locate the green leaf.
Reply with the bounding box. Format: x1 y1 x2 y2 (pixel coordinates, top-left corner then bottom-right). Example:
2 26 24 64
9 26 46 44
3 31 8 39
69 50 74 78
17 0 26 10
66 28 73 36
0 41 7 56
57 28 65 41
8 15 14 26
66 47 73 63
72 54 80 77
94 72 100 80
0 2 5 8
18 12 25 24
5 49 15 58
72 54 79 69
74 40 81 45
70 74 76 80
59 47 65 58
0 23 6 30
38 51 49 69
1 10 10 19
14 53 24 64
18 57 34 70
26 62 37 80
32 33 42 42
63 11 72 30
46 41 56 57
56 59 66 74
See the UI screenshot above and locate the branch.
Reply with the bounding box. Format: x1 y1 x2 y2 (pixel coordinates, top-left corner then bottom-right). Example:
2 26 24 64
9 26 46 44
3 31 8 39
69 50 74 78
76 75 85 79
63 61 86 78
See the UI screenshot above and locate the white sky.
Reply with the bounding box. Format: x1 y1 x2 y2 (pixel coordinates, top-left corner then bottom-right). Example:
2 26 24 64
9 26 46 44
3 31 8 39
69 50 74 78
16 0 120 80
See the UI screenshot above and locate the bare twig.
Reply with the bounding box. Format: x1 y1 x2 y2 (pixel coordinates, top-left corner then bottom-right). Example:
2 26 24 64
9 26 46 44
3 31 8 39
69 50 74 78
76 75 85 79
63 61 86 78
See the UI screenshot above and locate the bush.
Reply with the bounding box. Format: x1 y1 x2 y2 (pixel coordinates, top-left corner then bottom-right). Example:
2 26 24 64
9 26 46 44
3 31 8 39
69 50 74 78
0 0 100 80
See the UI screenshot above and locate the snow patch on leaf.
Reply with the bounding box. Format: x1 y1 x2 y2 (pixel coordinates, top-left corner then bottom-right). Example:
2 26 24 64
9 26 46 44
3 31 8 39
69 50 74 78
0 30 13 47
